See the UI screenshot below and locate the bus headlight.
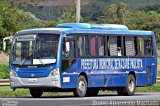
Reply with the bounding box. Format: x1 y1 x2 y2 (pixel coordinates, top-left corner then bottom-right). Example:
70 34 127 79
49 68 59 76
10 70 18 77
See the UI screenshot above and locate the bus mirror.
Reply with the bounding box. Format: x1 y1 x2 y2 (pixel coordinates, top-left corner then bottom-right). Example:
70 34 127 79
3 40 6 51
3 36 13 51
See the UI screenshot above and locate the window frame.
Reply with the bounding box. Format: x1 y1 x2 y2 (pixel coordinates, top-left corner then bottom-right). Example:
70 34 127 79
137 36 154 58
63 33 154 58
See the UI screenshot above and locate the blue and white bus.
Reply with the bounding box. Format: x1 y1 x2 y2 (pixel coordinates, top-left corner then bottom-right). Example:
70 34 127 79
9 23 157 97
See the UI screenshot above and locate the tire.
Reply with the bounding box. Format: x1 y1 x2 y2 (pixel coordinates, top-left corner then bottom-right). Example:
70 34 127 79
30 88 43 98
117 74 136 96
86 89 99 96
73 75 87 97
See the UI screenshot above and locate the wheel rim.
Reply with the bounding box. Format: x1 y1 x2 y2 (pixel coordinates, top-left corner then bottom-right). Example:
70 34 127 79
128 80 134 92
79 80 86 93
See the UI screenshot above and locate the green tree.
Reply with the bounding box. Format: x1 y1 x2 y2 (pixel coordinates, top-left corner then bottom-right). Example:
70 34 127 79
0 0 45 51
59 7 76 23
126 11 160 37
100 4 118 24
99 2 127 24
117 2 126 24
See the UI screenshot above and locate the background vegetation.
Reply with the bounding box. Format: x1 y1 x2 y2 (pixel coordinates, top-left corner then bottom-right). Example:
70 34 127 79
0 0 160 76
1 0 160 51
0 64 9 79
0 0 160 96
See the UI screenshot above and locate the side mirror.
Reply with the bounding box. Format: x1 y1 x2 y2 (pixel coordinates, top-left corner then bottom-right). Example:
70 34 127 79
3 40 6 51
3 36 13 51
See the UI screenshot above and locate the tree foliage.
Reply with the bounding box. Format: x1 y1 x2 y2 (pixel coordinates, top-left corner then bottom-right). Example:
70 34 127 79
59 7 76 23
99 3 160 38
0 0 45 51
1 1 160 52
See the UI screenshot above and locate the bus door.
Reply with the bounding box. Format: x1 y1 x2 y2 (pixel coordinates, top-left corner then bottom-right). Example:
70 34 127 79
62 35 77 72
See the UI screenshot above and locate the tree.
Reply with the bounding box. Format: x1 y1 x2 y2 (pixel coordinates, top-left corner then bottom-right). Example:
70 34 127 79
59 7 76 23
117 2 126 24
100 4 118 24
0 0 44 51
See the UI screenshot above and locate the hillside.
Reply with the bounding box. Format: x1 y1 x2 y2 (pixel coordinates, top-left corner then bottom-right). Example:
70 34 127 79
20 0 160 8
19 0 90 6
19 0 160 21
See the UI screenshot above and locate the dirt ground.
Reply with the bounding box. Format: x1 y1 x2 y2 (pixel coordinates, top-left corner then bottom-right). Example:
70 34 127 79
0 52 9 64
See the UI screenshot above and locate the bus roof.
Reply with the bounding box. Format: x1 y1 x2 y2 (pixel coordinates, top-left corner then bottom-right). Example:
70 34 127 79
56 23 129 30
15 23 154 36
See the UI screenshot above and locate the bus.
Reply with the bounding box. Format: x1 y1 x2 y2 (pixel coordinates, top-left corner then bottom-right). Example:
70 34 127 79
9 23 157 97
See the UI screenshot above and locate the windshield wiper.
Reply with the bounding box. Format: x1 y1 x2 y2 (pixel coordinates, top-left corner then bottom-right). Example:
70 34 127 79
38 57 45 66
20 58 27 66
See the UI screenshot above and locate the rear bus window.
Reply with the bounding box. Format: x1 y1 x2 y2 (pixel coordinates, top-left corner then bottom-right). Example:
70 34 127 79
139 37 153 57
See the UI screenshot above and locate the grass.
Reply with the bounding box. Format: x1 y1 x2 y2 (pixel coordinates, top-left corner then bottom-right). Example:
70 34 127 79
158 72 160 77
0 86 72 97
0 86 29 97
0 83 160 97
136 83 160 92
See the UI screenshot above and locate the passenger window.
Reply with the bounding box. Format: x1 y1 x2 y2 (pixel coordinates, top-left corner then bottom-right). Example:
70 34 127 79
125 36 136 56
109 36 117 56
139 37 153 56
144 38 153 56
108 36 122 56
139 37 145 56
90 36 104 56
77 36 90 56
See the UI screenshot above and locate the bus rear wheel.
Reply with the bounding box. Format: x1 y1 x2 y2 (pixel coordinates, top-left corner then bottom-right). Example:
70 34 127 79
73 75 87 97
30 88 43 98
117 74 136 96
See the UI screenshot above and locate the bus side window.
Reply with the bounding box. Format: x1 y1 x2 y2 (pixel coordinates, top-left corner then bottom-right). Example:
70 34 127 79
109 36 117 56
139 37 153 57
89 35 105 57
125 36 136 56
139 37 144 56
117 36 122 56
108 36 122 56
77 35 90 56
144 38 153 56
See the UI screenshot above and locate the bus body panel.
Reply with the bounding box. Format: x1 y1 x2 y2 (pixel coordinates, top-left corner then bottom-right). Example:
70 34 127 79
9 24 157 91
61 56 156 88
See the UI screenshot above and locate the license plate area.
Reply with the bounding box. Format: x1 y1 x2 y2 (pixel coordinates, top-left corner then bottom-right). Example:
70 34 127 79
28 78 37 83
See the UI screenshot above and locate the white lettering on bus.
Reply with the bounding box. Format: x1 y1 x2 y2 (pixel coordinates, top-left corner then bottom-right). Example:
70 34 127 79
81 58 143 70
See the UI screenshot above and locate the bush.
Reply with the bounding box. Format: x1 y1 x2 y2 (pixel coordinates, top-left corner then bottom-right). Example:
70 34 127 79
0 64 9 79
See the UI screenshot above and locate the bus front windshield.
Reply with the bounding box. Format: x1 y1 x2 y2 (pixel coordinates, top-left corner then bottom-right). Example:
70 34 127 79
11 34 60 66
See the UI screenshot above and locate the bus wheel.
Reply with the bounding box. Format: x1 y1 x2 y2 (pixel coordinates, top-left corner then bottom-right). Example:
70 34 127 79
117 74 136 96
30 88 43 98
86 89 99 96
73 75 87 97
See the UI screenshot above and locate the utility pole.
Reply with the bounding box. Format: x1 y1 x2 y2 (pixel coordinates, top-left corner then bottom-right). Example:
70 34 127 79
76 0 81 23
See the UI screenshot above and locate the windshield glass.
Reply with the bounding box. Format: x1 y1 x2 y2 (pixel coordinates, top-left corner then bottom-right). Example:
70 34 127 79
11 34 60 66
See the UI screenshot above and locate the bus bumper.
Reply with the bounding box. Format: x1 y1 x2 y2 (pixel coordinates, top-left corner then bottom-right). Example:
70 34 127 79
10 76 61 88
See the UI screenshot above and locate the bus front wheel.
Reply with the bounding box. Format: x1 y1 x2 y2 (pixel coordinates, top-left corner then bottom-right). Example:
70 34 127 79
73 75 87 97
117 74 136 96
30 88 43 98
